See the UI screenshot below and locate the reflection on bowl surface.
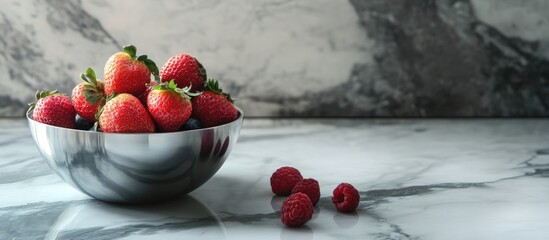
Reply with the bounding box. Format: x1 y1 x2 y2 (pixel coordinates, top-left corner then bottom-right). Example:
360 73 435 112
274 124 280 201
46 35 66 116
27 110 243 204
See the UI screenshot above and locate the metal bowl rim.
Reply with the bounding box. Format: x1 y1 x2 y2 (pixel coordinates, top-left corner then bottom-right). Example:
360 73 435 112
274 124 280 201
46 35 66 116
27 107 244 136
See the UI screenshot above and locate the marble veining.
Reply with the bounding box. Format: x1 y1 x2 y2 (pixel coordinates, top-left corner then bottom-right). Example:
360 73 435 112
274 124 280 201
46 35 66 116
2 0 549 117
1 118 549 239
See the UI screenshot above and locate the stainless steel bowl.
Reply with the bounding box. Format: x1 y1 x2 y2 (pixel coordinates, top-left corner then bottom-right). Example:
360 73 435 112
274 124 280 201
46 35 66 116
27 110 243 204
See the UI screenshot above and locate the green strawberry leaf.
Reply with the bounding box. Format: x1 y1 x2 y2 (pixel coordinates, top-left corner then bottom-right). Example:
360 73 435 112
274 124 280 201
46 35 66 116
174 88 193 100
27 102 36 115
204 79 221 93
123 45 137 58
176 87 200 98
137 54 148 62
80 68 99 87
82 89 101 104
80 73 88 83
94 111 102 123
38 90 58 99
150 80 199 100
79 67 105 105
85 94 101 105
151 85 164 91
94 93 117 121
151 80 178 91
83 85 96 91
227 93 234 103
196 58 207 79
151 80 170 91
106 93 119 102
85 67 96 81
82 89 97 95
143 58 160 83
34 90 40 101
34 90 60 101
168 79 177 90
84 74 96 85
204 79 234 103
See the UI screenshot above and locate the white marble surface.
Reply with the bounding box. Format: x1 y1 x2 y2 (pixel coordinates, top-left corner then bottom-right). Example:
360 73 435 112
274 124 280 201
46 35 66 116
1 118 549 239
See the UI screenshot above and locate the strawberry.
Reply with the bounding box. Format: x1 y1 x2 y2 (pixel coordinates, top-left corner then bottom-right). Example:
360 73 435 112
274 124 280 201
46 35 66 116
138 80 158 106
71 68 106 122
192 79 238 128
98 93 155 133
160 53 206 92
104 45 159 96
147 80 194 132
28 90 75 129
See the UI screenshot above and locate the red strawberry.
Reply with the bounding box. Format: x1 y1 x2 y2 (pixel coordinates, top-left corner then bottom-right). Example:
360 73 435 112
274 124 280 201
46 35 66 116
192 79 238 128
104 45 159 96
71 68 106 122
29 90 75 128
160 53 206 92
138 80 158 106
98 93 155 133
147 80 194 132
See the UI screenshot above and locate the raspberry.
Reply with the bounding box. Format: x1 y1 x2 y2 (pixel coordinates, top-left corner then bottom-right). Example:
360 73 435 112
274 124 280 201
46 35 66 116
280 192 313 227
291 178 320 206
332 183 360 213
270 166 303 196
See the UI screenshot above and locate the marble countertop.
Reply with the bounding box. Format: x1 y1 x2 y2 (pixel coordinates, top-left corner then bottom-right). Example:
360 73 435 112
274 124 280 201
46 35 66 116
1 118 548 239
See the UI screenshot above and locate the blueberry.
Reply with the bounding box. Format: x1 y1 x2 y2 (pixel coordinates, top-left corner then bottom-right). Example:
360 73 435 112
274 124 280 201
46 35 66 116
75 115 94 130
180 117 202 131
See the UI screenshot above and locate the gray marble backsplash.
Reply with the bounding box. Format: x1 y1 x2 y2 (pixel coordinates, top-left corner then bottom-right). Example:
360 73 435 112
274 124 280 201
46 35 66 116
1 0 548 117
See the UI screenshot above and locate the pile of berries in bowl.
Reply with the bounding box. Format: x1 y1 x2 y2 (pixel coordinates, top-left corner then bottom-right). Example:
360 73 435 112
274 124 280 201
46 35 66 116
27 45 243 204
